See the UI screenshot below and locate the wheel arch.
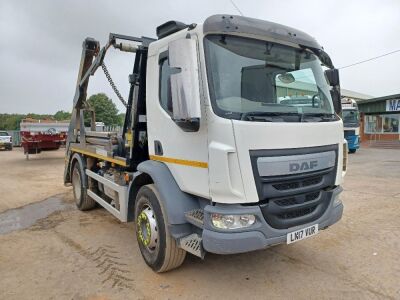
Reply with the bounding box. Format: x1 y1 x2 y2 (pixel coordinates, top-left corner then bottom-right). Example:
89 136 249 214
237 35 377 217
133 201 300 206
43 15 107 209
127 172 153 221
127 160 200 224
70 153 88 188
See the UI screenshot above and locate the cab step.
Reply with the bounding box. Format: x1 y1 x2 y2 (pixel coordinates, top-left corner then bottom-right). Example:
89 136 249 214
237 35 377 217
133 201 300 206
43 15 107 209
185 209 204 228
178 233 205 258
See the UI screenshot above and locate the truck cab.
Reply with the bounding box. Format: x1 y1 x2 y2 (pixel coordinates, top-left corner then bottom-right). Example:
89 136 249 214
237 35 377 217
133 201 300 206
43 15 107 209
64 14 347 272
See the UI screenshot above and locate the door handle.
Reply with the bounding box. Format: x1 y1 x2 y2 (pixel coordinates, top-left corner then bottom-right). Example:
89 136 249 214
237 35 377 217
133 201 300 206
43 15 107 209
154 140 163 155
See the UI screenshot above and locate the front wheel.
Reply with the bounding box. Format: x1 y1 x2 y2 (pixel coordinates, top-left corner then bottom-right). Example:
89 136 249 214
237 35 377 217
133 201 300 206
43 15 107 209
134 184 186 272
349 149 357 154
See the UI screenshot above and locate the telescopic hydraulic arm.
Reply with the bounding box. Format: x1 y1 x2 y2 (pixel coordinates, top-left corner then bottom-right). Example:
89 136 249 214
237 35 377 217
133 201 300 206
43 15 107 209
64 33 154 183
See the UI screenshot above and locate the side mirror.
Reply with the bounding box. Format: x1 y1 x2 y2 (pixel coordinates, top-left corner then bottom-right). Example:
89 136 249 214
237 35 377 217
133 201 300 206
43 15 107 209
330 87 342 115
325 68 341 114
325 68 340 86
168 38 201 132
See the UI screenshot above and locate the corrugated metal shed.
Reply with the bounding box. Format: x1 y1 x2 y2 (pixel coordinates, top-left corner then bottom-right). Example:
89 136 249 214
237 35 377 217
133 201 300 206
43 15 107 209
7 130 21 146
358 93 400 114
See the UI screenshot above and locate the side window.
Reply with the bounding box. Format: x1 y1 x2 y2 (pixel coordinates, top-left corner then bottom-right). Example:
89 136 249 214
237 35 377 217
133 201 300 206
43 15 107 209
159 56 173 114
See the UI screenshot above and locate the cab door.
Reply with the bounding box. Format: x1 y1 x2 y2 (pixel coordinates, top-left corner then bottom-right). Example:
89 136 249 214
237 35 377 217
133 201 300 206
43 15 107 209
146 36 209 198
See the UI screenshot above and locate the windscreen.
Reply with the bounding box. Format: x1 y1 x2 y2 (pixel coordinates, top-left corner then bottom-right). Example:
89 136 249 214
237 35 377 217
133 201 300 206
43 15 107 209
342 109 360 127
204 35 336 122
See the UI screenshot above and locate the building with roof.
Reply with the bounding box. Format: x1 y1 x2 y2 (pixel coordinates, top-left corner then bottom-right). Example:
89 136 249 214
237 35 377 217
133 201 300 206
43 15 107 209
357 94 400 144
341 89 372 101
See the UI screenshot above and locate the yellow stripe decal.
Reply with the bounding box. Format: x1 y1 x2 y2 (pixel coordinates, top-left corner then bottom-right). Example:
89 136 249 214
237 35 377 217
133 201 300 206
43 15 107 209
71 147 127 166
150 155 208 168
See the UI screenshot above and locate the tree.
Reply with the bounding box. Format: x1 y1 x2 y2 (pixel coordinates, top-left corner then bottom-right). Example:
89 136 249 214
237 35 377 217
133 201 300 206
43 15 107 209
86 93 120 126
54 110 71 121
4 115 24 130
0 111 72 131
117 113 125 126
0 113 52 130
26 113 53 120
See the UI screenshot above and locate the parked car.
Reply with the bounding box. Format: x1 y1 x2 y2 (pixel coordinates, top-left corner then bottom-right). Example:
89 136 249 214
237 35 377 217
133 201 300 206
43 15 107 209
0 131 13 150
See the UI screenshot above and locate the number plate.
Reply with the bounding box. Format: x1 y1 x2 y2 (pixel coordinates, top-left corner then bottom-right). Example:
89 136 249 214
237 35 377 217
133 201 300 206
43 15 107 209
287 224 318 244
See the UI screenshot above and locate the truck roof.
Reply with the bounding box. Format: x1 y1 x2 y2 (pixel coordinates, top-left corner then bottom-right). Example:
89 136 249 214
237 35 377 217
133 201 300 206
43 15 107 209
153 15 333 67
157 15 323 51
342 98 358 109
203 15 322 50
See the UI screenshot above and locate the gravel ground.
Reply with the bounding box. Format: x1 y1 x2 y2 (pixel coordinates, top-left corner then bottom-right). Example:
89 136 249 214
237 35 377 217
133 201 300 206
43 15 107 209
0 148 68 213
0 147 399 299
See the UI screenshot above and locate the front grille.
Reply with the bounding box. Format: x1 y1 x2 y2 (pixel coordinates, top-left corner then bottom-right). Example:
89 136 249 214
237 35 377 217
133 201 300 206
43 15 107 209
305 191 320 201
279 206 317 219
273 176 322 191
303 177 323 187
273 182 300 190
250 144 338 229
260 190 330 229
344 130 356 138
275 197 297 206
275 192 320 207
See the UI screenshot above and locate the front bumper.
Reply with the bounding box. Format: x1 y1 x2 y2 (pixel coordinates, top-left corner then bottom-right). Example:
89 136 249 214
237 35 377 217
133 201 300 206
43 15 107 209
202 186 343 254
345 135 359 150
0 142 12 149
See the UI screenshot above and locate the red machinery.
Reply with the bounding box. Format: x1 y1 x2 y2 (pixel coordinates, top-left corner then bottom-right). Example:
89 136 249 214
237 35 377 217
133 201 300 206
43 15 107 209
20 119 69 158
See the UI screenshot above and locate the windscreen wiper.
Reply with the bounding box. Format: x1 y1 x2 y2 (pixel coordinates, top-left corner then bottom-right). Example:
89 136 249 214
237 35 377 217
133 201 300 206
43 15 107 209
240 111 299 121
300 113 337 122
240 111 337 122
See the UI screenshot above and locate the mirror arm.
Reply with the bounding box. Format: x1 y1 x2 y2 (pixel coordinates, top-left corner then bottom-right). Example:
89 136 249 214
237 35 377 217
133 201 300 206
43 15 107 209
299 46 334 69
330 86 342 116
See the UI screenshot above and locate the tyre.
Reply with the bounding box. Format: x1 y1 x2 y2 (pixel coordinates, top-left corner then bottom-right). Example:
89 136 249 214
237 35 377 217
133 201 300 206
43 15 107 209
71 161 96 211
7 145 12 151
134 184 186 272
349 149 357 154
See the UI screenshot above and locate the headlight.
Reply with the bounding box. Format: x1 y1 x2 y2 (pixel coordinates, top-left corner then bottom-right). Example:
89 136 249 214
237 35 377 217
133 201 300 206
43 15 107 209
211 213 256 229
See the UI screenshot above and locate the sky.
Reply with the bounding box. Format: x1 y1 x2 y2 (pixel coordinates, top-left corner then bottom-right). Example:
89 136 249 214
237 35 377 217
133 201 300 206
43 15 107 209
0 0 399 114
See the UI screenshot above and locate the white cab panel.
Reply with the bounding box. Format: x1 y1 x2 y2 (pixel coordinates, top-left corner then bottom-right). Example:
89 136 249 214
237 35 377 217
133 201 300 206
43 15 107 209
207 116 246 203
146 35 209 199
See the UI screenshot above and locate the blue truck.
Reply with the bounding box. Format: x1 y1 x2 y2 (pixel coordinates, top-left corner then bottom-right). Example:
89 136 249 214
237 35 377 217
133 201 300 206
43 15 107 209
342 98 360 153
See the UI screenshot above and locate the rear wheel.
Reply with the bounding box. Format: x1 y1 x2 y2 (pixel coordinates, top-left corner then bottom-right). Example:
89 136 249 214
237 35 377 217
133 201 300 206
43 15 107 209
134 184 186 272
349 149 357 154
71 162 96 211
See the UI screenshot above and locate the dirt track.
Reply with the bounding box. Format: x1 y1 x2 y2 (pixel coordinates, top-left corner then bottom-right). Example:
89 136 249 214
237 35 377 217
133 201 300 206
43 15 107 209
0 148 68 212
0 147 399 299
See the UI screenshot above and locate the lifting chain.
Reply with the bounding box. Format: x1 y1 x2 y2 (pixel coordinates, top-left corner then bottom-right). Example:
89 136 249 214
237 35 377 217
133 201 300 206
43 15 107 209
101 62 127 108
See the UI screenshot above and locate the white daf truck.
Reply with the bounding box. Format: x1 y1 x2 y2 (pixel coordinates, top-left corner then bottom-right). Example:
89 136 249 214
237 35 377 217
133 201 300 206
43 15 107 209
64 15 347 272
